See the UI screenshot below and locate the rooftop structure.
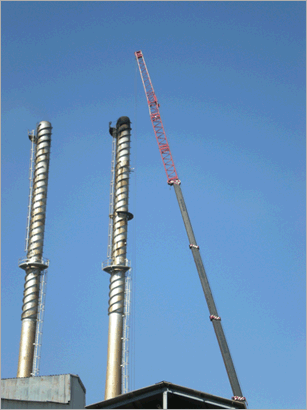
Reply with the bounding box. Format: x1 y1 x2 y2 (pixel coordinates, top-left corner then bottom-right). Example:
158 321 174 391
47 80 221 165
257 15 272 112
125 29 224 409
1 374 86 409
86 381 247 409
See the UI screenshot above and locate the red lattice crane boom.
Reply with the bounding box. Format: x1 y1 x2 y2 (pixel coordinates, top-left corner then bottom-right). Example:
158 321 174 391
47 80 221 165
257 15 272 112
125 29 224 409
135 50 246 405
135 50 178 184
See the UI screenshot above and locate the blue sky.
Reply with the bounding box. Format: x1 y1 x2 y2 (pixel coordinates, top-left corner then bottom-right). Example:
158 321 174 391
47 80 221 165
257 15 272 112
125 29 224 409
1 2 306 409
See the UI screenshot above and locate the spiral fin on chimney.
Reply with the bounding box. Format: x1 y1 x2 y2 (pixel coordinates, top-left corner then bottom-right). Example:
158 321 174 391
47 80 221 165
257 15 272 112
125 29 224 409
103 117 133 400
17 121 52 378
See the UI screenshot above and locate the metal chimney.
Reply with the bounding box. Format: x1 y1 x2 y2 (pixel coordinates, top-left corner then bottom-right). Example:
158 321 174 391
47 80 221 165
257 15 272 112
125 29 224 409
103 116 133 400
17 121 52 378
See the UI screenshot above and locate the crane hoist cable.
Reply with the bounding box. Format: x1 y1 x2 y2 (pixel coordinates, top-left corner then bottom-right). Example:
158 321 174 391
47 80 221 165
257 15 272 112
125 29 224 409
134 50 246 405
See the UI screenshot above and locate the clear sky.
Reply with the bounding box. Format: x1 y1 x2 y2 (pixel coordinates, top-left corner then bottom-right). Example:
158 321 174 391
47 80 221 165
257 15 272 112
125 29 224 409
1 2 306 409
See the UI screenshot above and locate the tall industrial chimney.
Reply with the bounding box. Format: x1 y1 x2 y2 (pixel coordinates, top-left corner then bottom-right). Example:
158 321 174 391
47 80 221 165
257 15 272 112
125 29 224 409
103 116 133 400
17 121 52 378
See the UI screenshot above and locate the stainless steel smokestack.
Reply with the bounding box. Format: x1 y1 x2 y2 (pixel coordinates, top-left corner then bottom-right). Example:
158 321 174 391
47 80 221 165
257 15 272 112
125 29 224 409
103 116 133 400
17 121 52 378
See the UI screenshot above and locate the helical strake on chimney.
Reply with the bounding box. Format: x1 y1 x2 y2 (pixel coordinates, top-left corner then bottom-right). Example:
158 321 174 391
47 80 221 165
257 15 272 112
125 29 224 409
17 121 52 378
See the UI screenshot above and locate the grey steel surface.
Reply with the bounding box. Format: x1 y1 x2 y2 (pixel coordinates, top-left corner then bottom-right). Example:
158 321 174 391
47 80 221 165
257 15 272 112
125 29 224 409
1 374 86 409
105 117 133 400
173 182 243 398
17 121 52 378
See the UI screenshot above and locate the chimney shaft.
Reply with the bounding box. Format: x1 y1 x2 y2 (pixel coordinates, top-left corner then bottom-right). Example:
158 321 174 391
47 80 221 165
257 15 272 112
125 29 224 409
104 117 132 399
17 121 52 378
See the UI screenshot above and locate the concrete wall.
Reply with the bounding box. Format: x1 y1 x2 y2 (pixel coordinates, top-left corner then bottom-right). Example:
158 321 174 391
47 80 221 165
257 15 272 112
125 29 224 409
1 398 73 409
1 374 86 409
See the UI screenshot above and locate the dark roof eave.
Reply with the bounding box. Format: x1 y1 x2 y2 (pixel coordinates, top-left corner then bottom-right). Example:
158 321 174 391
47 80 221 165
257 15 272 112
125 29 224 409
85 381 246 409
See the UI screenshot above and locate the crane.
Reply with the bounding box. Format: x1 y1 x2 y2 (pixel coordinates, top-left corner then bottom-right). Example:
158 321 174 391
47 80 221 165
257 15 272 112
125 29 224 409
135 50 246 404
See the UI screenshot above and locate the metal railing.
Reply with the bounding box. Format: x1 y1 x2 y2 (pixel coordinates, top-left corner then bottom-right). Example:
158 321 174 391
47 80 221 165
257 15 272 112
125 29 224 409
31 268 48 376
107 135 117 260
25 132 36 253
18 257 50 268
122 261 132 394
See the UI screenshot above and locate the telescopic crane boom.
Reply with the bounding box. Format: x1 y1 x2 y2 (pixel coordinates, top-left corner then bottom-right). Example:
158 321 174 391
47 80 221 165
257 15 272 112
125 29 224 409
135 50 246 404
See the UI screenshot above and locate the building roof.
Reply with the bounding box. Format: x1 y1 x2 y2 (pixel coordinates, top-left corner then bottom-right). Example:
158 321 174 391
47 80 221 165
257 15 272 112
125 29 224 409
86 381 247 409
